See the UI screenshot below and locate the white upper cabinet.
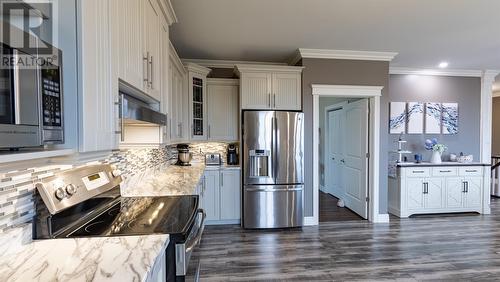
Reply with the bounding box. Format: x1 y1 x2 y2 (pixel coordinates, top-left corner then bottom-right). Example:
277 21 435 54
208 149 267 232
169 42 188 143
115 0 175 102
207 79 239 141
142 0 162 101
116 0 144 90
77 0 117 152
77 0 177 152
159 22 170 144
239 72 271 110
273 73 302 110
185 63 211 141
237 65 303 111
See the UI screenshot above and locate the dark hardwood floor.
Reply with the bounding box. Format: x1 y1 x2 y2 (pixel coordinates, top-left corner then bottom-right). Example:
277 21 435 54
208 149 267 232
193 197 500 281
319 191 363 222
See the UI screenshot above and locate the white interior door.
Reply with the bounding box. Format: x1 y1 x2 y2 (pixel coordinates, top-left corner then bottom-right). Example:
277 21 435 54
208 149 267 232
342 99 369 219
326 109 344 198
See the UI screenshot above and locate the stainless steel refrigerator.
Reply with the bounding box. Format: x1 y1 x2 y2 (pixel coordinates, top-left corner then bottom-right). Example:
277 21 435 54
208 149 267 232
242 111 304 229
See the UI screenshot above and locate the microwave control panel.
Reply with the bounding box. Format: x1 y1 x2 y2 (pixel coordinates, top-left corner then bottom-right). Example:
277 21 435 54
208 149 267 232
41 68 62 127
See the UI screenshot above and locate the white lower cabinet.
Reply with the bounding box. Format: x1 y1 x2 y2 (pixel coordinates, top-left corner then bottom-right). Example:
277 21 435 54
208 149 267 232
389 166 487 217
199 169 241 224
201 170 220 221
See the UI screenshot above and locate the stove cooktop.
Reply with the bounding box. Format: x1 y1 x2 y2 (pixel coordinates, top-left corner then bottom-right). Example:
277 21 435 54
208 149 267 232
47 195 199 239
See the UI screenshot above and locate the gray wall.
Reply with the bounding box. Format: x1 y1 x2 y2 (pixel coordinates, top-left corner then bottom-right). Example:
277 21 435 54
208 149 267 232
492 97 500 155
301 58 390 216
389 75 481 161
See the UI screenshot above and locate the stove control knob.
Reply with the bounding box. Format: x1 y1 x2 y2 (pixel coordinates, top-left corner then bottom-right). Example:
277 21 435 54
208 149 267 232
55 187 65 200
65 184 77 196
111 169 122 178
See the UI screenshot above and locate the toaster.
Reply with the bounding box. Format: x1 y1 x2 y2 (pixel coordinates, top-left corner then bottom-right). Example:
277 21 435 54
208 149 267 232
205 153 221 166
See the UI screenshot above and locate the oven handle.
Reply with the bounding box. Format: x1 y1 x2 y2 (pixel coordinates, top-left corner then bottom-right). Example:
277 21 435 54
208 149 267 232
186 209 206 253
12 50 21 125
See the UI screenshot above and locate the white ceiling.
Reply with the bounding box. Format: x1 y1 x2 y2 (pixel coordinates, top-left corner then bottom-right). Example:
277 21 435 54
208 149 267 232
170 0 500 71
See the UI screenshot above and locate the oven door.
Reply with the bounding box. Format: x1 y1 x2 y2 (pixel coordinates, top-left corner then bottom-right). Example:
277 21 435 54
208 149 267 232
175 209 206 279
0 44 41 148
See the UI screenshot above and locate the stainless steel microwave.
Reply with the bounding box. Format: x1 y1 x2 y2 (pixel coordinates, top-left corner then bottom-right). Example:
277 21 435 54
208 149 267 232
0 41 64 149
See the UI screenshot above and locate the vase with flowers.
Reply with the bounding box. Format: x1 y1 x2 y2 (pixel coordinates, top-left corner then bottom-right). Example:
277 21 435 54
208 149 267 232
425 138 447 164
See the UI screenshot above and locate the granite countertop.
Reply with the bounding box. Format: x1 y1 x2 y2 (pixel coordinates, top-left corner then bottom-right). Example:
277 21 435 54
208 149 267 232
0 224 169 282
121 162 206 197
396 162 489 167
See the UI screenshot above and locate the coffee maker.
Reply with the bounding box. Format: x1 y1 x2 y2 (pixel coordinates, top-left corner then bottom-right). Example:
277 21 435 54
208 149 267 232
176 144 192 166
227 143 239 165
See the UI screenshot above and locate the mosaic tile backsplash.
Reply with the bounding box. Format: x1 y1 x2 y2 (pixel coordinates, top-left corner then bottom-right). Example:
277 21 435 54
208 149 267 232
0 142 232 232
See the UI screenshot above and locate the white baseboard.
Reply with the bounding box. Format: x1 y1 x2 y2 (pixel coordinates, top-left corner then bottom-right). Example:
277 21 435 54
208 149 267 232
373 213 390 223
304 216 318 226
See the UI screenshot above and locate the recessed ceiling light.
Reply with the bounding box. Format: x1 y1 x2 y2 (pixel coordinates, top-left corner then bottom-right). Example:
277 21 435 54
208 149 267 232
438 62 449 68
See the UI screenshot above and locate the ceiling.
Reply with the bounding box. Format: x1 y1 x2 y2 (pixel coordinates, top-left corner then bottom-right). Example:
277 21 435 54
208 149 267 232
170 0 500 72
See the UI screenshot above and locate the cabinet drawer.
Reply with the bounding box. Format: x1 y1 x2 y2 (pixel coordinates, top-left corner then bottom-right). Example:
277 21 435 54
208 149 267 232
432 167 457 177
406 168 431 177
459 167 483 176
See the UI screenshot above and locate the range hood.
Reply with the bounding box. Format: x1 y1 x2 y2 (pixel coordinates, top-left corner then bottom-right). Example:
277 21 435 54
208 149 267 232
119 93 167 126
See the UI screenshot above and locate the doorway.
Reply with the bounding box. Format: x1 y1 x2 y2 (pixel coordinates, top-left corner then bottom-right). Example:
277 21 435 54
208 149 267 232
310 84 385 225
320 98 369 222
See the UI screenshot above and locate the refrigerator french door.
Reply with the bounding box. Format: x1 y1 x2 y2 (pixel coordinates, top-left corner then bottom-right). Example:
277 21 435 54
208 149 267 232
242 111 304 229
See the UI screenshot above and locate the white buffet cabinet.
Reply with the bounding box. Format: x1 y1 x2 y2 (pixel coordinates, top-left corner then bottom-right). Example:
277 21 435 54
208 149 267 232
195 167 241 225
388 163 490 218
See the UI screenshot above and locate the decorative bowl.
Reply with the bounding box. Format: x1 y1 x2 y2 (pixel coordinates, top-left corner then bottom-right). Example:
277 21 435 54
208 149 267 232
457 155 473 163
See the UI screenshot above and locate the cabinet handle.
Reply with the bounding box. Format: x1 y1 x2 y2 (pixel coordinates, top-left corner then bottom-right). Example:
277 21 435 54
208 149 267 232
423 182 429 194
143 52 149 86
149 55 154 89
268 93 271 107
466 181 469 193
221 172 224 187
413 170 425 173
178 122 182 138
114 93 125 142
465 170 477 173
462 181 467 193
273 93 276 108
439 170 451 173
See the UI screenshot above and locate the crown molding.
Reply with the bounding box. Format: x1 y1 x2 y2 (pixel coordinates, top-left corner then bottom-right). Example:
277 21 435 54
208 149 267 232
290 48 398 65
235 64 304 75
389 67 484 77
169 41 186 74
158 0 178 25
181 58 287 69
311 84 383 97
207 78 240 86
184 62 212 76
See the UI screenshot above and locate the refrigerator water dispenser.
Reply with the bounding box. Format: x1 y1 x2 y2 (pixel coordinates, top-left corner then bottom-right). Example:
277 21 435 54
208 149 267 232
249 150 270 178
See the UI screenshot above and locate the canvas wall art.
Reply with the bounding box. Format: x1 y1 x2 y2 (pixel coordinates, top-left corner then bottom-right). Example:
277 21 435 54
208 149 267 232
389 102 406 134
425 103 442 134
442 103 458 134
407 102 424 134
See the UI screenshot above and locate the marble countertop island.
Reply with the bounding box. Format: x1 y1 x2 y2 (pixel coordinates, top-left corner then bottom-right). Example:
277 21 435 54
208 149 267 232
0 224 169 282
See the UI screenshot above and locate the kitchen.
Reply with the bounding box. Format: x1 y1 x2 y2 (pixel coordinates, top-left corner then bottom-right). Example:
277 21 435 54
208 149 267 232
1 1 500 281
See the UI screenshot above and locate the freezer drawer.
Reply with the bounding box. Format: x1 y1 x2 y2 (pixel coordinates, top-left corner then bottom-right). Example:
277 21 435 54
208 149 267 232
243 185 304 229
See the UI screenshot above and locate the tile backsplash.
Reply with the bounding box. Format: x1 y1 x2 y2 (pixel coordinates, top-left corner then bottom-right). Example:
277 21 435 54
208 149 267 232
0 147 173 232
0 142 232 232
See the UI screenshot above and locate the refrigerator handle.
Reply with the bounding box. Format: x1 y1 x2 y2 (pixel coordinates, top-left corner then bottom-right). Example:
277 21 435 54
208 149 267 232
273 115 278 181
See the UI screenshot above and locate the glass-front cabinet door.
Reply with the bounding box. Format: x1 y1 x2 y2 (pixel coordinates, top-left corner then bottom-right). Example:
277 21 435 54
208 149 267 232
192 76 204 137
186 63 211 140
